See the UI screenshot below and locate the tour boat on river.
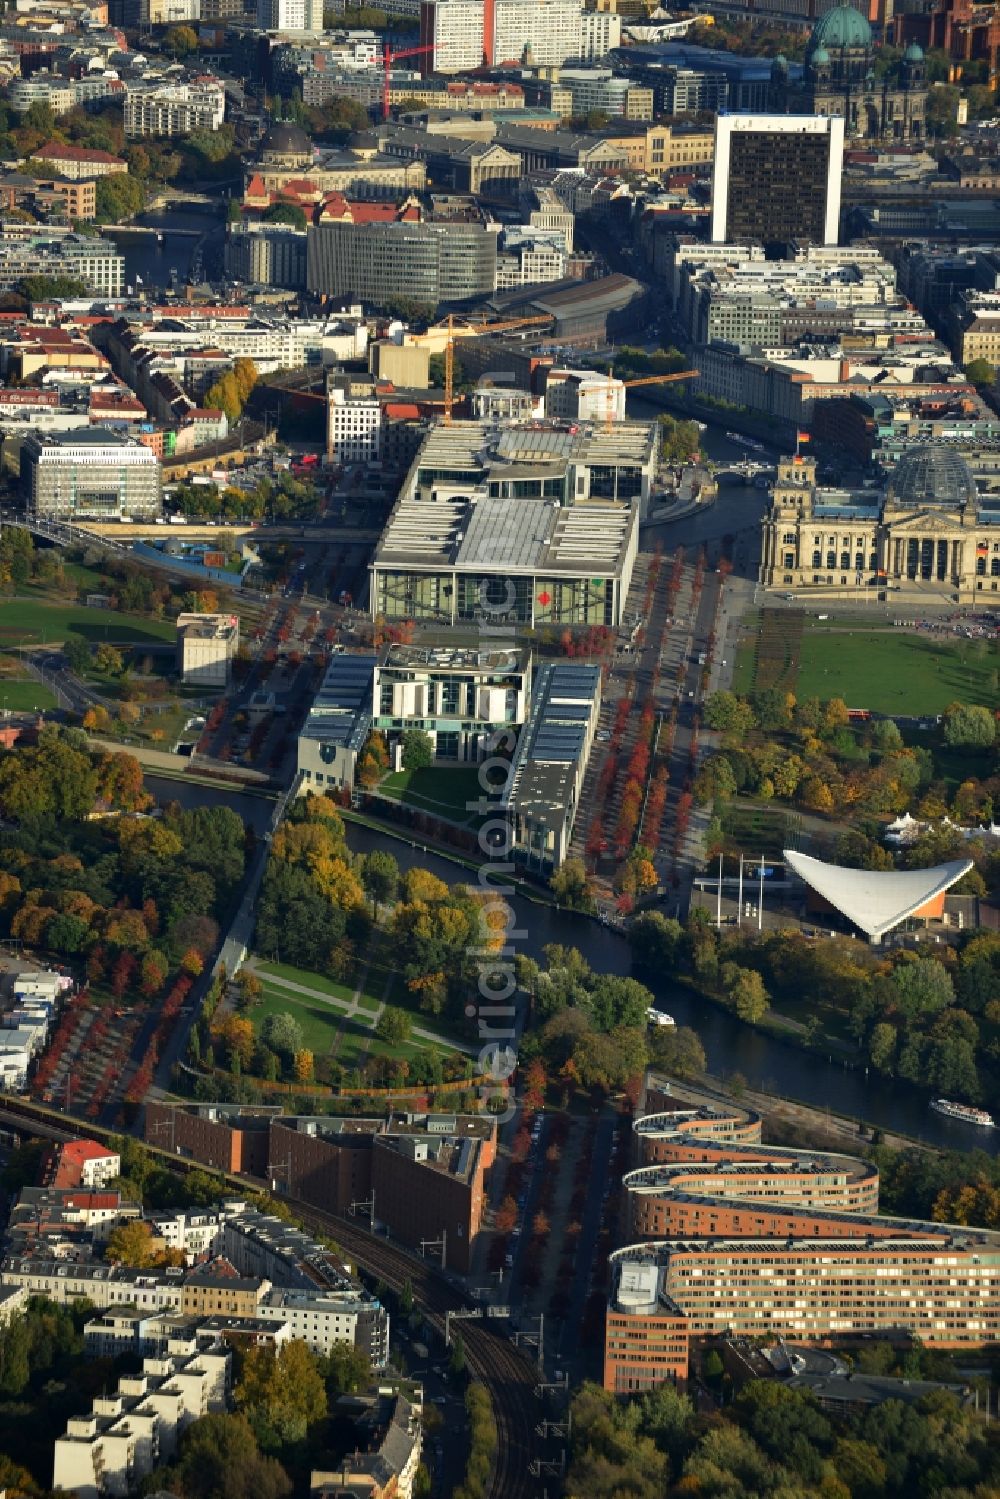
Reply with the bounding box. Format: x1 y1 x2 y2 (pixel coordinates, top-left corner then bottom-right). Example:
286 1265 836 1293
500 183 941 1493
930 1098 995 1128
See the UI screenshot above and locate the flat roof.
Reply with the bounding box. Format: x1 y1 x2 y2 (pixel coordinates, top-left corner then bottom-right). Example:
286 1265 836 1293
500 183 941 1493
300 653 375 750
374 492 637 579
784 849 974 940
506 661 600 822
378 643 528 673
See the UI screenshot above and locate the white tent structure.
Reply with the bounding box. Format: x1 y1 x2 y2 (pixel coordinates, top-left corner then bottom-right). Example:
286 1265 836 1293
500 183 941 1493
784 850 974 943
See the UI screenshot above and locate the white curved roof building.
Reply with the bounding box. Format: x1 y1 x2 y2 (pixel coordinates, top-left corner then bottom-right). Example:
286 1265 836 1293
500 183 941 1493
784 849 973 942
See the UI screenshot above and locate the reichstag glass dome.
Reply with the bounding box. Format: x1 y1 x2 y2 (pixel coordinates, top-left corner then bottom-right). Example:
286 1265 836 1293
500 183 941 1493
887 448 978 510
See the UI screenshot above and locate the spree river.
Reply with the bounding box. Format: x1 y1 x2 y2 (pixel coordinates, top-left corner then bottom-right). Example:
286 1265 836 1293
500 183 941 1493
145 775 999 1158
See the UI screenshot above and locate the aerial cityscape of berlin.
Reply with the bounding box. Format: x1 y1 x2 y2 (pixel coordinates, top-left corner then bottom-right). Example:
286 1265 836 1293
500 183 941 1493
0 0 995 1494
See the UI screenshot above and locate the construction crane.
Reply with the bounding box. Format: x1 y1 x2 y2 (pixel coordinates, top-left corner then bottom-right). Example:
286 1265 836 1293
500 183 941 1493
443 313 553 424
604 368 699 432
382 42 435 120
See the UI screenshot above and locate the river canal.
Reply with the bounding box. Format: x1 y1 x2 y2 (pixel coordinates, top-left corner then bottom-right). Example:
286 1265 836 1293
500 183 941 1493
145 775 1000 1158
103 209 227 293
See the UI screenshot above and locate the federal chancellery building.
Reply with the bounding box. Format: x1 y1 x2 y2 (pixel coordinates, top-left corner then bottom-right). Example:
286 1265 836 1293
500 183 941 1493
760 448 1000 601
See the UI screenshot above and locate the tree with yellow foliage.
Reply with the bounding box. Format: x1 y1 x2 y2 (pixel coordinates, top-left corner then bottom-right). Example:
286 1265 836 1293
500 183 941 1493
293 1048 314 1083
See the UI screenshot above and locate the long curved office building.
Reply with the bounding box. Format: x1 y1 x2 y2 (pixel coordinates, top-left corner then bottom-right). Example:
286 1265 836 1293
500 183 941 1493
604 1081 1000 1394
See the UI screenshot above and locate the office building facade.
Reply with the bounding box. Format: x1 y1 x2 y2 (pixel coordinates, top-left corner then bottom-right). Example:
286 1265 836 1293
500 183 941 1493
23 428 162 521
604 1082 1000 1394
306 220 497 310
711 113 844 248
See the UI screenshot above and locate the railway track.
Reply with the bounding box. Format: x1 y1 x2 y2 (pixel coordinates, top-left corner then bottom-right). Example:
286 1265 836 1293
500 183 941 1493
0 1098 545 1499
291 1201 542 1499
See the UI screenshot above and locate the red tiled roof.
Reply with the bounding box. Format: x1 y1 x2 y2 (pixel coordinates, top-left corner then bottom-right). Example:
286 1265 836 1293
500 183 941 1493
50 1138 118 1188
35 141 125 166
384 402 421 419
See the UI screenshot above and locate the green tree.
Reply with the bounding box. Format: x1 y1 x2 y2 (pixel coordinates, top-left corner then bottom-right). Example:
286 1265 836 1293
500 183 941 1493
260 1011 303 1060
943 703 995 749
263 200 307 229
964 358 995 387
160 1413 291 1499
324 1340 371 1396
94 642 125 676
549 857 595 911
648 1023 706 1077
376 1005 412 1045
360 849 399 915
868 1020 897 1074
0 1312 30 1395
723 963 769 1024
63 634 91 676
400 729 433 770
235 1339 327 1446
629 911 683 972
94 172 145 224
164 22 199 55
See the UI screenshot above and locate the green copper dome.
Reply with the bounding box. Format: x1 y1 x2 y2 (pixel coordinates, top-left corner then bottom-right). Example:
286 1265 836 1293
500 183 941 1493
904 40 924 60
809 4 872 51
812 45 830 63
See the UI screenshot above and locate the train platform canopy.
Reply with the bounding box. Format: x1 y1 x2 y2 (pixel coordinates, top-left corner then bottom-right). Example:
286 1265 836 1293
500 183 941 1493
784 850 973 942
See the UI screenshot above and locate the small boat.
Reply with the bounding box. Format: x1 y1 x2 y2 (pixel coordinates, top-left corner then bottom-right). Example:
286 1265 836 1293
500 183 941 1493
930 1098 995 1127
646 1006 676 1028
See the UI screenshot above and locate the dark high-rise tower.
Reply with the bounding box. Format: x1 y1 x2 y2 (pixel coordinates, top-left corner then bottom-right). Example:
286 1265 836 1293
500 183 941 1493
710 113 845 250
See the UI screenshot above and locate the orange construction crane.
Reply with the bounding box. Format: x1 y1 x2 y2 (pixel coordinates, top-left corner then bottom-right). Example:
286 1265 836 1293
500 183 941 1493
604 367 699 432
443 313 552 423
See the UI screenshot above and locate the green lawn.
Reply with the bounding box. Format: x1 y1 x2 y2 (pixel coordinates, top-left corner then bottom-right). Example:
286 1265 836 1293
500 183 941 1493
0 601 175 647
251 981 446 1073
255 958 381 1014
0 680 57 711
720 804 802 859
379 766 483 822
253 984 345 1056
731 634 757 695
795 631 997 716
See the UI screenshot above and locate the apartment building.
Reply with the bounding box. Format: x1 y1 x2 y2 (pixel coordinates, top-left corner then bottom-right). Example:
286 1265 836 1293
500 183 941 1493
23 427 162 521
558 68 653 120
371 642 530 763
257 0 323 26
224 223 307 291
496 227 568 289
52 1344 230 1498
32 141 126 180
506 661 602 871
47 1139 121 1190
124 77 226 137
579 10 621 59
328 386 381 463
418 0 485 73
0 232 123 297
544 367 625 422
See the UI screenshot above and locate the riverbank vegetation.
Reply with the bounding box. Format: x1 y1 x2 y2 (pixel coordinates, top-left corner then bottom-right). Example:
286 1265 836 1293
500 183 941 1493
630 908 1000 1107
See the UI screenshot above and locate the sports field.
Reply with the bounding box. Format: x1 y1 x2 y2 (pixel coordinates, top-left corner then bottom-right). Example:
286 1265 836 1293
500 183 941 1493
736 611 997 715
